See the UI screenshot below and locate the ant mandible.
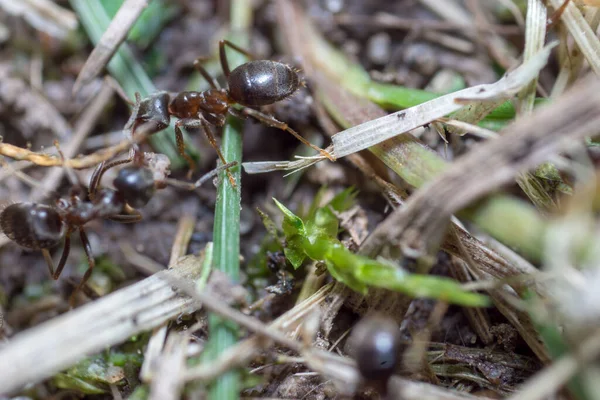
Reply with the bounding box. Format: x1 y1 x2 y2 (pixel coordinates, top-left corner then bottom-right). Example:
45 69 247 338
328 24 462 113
127 40 336 187
0 154 158 306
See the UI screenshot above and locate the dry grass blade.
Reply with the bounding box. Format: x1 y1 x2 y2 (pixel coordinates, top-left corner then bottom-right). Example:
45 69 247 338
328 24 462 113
508 328 600 400
329 42 554 159
548 0 600 76
449 257 493 345
360 76 600 259
246 31 554 173
551 7 600 96
148 331 188 400
0 255 203 395
388 375 495 400
73 0 148 94
0 0 77 38
140 325 168 383
184 284 334 382
517 0 546 115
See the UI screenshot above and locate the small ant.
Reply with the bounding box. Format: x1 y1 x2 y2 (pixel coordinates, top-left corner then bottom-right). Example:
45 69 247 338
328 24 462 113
0 153 159 306
126 40 335 187
0 149 236 307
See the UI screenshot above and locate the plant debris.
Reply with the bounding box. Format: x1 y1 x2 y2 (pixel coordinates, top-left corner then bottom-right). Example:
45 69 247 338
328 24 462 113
1 0 600 399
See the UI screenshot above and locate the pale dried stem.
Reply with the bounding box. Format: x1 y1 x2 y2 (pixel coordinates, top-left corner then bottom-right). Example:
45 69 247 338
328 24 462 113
148 331 188 400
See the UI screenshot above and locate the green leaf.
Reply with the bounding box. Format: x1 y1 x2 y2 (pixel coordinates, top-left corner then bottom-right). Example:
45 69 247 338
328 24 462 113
256 207 282 242
306 207 339 240
53 373 107 394
307 186 329 219
326 260 368 294
327 187 359 212
273 198 305 238
284 235 306 269
52 355 125 394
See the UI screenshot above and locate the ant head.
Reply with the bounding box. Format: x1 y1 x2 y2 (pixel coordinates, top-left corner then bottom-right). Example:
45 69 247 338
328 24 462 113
136 92 171 132
93 189 126 216
113 166 156 209
0 203 64 249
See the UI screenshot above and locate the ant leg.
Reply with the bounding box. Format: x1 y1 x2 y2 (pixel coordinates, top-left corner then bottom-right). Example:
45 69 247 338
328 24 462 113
219 39 255 77
109 207 143 223
177 118 237 187
193 58 220 89
233 107 336 161
204 112 226 128
198 118 237 188
69 228 95 306
174 120 198 178
88 155 133 200
123 92 143 142
53 228 72 280
41 249 56 277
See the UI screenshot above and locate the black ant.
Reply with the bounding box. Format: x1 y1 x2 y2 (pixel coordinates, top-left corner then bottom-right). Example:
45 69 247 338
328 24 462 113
126 40 335 187
0 149 236 307
0 153 159 306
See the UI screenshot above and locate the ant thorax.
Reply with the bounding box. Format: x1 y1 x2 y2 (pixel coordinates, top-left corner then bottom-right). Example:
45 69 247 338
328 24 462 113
55 190 124 226
168 89 230 119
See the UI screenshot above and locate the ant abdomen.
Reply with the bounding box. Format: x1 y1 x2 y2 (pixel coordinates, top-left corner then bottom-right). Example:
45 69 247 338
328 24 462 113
113 166 156 208
0 203 64 250
228 60 300 107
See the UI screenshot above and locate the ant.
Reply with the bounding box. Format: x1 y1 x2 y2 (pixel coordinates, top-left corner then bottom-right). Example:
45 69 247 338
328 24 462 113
0 149 237 307
126 40 335 187
0 152 160 306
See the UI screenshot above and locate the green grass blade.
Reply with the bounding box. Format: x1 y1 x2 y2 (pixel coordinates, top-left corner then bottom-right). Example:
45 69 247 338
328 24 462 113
70 0 194 167
206 2 252 399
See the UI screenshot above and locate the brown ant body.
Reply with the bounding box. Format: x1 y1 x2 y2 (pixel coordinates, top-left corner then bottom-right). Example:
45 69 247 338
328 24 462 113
128 40 335 187
0 161 157 306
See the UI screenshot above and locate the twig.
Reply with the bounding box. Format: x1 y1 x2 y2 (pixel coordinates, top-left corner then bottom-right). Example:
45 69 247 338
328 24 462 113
0 122 152 170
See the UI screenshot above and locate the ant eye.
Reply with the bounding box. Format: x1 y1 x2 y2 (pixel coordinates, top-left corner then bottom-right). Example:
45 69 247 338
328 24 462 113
349 315 401 382
56 199 69 209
